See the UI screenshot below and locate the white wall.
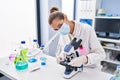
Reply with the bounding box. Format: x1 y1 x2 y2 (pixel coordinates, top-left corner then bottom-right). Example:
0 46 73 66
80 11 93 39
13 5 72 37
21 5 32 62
0 0 37 58
62 0 74 20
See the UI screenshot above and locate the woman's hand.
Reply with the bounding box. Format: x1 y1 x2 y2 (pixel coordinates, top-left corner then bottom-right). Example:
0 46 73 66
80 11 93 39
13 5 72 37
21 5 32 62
56 53 66 63
68 55 88 67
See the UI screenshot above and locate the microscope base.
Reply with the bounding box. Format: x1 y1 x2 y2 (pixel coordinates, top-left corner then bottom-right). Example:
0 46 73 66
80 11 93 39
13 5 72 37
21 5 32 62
63 70 80 79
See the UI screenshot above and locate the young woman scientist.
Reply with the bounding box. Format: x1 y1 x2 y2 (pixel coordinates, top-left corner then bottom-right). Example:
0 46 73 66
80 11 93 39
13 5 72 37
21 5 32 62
48 7 106 67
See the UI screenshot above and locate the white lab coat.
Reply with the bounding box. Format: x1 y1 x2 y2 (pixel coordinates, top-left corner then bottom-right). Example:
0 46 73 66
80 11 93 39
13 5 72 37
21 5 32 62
56 21 106 66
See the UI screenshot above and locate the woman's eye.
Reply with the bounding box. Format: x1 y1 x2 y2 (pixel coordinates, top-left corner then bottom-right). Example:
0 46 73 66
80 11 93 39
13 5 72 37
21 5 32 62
53 27 58 31
54 29 58 31
58 24 63 28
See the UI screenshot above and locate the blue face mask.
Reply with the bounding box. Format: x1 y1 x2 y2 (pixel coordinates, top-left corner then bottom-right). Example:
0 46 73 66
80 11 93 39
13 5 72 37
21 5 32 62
58 23 70 35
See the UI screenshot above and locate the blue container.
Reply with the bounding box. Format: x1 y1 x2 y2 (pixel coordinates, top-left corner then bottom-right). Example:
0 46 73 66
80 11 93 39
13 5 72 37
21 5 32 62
15 62 28 70
28 58 37 63
40 57 47 66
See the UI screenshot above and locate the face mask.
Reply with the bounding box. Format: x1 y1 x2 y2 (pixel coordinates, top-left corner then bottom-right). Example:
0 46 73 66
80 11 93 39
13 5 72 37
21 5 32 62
58 23 70 35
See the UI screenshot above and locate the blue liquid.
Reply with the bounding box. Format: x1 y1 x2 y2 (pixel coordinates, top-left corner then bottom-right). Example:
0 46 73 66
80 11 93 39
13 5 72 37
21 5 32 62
15 62 28 70
40 57 47 66
28 58 37 63
41 62 46 66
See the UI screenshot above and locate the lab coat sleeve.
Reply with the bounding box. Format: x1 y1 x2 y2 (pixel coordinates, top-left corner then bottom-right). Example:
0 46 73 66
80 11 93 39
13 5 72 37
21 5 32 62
86 28 106 65
55 35 66 57
55 35 71 57
55 36 63 57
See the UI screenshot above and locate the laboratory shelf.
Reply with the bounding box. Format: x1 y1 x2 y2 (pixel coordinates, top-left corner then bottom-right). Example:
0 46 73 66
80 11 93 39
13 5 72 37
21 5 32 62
98 37 120 74
79 16 95 19
103 59 120 65
103 46 120 52
95 16 120 19
98 38 120 44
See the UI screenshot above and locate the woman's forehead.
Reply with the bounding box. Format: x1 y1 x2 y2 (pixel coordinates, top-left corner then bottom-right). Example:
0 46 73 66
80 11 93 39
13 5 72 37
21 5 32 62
53 18 63 23
51 18 63 26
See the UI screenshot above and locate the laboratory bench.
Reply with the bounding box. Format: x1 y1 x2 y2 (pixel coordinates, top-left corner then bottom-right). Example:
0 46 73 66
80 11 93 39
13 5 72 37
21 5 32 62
0 54 112 80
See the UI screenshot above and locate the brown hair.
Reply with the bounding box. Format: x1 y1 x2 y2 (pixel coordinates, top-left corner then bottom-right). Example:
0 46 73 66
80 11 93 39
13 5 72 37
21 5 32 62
50 7 59 13
48 7 64 25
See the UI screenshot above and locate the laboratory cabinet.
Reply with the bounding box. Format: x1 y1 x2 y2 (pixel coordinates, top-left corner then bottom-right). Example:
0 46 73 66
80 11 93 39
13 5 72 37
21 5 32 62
98 38 120 74
94 14 120 75
94 16 120 75
77 0 120 74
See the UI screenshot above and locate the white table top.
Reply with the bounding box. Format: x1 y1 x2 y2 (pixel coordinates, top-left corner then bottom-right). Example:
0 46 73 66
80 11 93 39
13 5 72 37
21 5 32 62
0 54 112 80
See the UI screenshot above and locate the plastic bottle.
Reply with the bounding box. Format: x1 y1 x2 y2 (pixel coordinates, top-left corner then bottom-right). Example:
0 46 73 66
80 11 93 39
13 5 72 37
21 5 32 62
40 44 45 50
32 39 39 49
28 39 39 63
32 39 40 54
20 41 27 49
40 44 48 54
28 39 40 57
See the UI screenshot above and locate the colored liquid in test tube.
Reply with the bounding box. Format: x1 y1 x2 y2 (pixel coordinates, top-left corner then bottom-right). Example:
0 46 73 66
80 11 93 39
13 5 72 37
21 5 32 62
40 57 47 66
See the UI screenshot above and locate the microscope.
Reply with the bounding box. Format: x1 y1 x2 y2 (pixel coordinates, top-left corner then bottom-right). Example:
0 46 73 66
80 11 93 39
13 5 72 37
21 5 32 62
60 37 83 79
